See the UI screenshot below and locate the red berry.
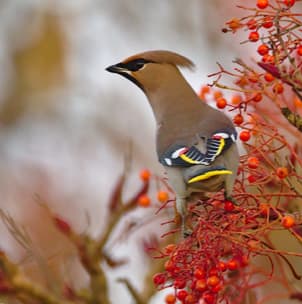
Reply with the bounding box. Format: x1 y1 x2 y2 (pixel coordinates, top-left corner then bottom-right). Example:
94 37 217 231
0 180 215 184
203 293 216 304
282 215 295 228
262 54 275 63
164 244 176 255
276 167 288 179
227 259 239 271
257 0 269 9
207 275 220 287
173 278 186 289
165 294 176 304
224 200 235 212
262 16 273 28
195 279 207 292
194 268 205 279
248 174 257 183
184 294 195 304
240 130 251 142
248 156 260 169
216 97 227 109
284 0 295 7
176 290 188 301
140 169 151 181
264 72 274 82
164 260 175 272
273 82 284 94
247 19 257 30
233 113 244 125
257 44 269 56
157 190 169 203
218 261 227 272
297 45 302 56
137 194 151 207
249 31 260 42
153 273 166 285
253 92 263 102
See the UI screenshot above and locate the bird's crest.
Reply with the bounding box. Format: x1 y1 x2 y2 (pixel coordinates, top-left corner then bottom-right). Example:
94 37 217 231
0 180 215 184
122 50 195 70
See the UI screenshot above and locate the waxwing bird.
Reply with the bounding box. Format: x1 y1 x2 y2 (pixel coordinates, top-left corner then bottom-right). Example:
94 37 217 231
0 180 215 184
106 50 239 235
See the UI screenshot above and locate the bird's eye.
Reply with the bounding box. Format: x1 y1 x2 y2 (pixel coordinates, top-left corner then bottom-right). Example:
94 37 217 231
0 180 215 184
125 59 149 71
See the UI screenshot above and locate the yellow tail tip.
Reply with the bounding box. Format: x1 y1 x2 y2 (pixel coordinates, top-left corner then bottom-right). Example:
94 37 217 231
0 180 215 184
188 170 232 184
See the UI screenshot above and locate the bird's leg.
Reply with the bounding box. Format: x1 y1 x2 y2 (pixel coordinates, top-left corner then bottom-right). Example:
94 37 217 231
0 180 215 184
175 196 191 237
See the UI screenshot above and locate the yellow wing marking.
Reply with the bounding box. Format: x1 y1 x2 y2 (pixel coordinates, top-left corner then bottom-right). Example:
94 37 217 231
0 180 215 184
188 170 232 184
180 154 201 164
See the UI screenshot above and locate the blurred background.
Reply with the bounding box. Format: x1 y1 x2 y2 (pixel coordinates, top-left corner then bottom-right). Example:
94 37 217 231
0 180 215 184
0 1 245 303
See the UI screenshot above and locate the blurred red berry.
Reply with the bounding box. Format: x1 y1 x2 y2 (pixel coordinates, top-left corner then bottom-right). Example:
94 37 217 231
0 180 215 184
249 31 260 42
240 130 251 142
282 215 295 228
216 97 227 109
173 278 186 289
297 45 302 56
257 0 269 9
283 0 295 6
195 279 207 292
262 16 273 28
139 169 151 182
165 294 176 304
257 44 269 56
248 156 260 169
207 275 220 287
227 259 239 271
233 113 244 125
276 167 288 178
264 72 274 82
176 290 188 301
137 194 151 207
273 82 284 94
157 190 169 203
224 200 235 212
153 273 166 285
247 19 257 30
253 93 263 102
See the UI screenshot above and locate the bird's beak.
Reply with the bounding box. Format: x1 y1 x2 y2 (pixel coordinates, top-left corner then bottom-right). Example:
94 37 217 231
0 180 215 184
105 63 130 74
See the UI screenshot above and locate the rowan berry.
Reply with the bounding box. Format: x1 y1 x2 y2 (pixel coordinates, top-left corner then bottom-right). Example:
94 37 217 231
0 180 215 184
240 130 251 142
276 167 288 178
194 268 206 279
257 0 269 9
257 44 269 56
297 45 302 56
253 93 263 102
282 215 295 228
139 169 151 182
137 194 151 207
264 72 274 82
224 200 235 212
231 94 242 105
273 82 284 94
233 113 244 125
227 259 239 271
249 31 259 42
207 275 220 287
248 156 259 169
157 190 169 203
284 0 295 7
216 97 227 109
195 279 207 292
165 294 176 304
262 16 273 28
153 273 166 285
247 19 257 30
176 290 188 301
173 278 186 289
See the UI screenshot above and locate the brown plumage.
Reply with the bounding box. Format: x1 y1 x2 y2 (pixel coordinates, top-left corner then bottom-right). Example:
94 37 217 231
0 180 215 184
106 50 239 235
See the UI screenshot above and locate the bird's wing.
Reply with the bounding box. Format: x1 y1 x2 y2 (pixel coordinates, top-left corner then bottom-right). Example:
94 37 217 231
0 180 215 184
159 129 237 167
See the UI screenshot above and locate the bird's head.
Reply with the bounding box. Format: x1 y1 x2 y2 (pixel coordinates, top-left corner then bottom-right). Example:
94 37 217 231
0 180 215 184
106 50 195 93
